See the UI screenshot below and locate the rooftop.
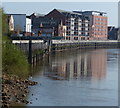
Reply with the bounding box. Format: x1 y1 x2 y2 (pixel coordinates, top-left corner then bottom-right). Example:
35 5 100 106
84 11 107 14
33 12 45 17
55 9 89 20
7 14 26 15
55 9 82 15
73 10 107 16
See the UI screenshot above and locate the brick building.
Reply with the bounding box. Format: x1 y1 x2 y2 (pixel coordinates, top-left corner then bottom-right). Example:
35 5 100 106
74 11 108 40
29 12 66 37
29 10 108 40
45 9 89 40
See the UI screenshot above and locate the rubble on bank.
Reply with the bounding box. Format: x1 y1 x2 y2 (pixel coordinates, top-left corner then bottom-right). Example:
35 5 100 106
1 73 38 107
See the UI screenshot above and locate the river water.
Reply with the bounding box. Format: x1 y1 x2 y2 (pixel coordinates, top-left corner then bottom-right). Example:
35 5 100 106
27 48 119 106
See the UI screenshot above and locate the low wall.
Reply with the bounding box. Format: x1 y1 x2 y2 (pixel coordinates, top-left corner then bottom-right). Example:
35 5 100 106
52 40 120 51
12 40 120 64
13 40 48 55
13 40 48 64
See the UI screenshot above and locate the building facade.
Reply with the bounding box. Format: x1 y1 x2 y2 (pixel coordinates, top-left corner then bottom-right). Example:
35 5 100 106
26 17 32 32
11 14 26 32
30 13 66 37
45 9 89 40
7 15 14 31
118 28 120 41
108 26 118 40
58 21 66 37
7 14 32 34
74 11 108 40
30 9 108 40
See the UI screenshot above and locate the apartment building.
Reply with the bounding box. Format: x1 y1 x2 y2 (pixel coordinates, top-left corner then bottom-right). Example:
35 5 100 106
30 13 66 37
74 11 108 40
45 9 89 40
29 10 107 40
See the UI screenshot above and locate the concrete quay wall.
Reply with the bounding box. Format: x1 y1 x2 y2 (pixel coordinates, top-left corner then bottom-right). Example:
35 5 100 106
52 40 120 51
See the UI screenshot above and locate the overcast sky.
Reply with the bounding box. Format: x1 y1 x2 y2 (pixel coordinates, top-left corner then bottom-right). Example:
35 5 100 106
2 2 118 27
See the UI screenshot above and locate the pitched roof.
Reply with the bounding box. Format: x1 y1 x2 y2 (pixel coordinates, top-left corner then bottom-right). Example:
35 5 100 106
54 9 89 20
84 11 107 14
29 13 45 18
33 13 45 17
55 9 82 15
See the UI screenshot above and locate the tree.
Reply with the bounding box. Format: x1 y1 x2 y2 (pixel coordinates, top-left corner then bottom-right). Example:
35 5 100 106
1 8 9 36
1 9 29 78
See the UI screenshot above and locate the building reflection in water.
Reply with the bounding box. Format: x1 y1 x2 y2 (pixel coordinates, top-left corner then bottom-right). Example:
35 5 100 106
45 49 107 80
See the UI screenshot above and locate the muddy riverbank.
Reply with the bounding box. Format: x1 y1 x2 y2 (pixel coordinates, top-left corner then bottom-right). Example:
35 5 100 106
1 73 38 107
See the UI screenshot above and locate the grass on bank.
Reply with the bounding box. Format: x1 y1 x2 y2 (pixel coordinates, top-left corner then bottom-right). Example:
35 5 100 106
2 36 30 78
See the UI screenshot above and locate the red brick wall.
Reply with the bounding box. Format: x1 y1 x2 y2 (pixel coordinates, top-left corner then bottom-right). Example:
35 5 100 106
92 15 108 40
45 9 66 24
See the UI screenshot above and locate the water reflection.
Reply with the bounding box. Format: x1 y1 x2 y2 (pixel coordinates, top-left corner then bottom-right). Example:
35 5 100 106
28 48 118 106
44 49 107 80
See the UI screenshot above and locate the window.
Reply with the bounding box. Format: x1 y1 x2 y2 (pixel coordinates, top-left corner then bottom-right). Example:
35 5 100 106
74 37 78 40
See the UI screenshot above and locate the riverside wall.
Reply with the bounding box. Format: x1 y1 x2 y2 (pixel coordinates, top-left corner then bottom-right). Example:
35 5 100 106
12 40 120 64
52 40 120 51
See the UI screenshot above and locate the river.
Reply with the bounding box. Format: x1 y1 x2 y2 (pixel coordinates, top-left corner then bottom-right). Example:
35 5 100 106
27 48 119 106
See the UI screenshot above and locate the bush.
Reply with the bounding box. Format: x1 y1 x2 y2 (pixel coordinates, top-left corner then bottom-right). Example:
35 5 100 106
2 36 29 78
1 9 29 78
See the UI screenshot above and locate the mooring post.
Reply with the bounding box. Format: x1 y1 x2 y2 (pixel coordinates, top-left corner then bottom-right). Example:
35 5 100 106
48 39 52 52
28 38 32 64
95 42 96 49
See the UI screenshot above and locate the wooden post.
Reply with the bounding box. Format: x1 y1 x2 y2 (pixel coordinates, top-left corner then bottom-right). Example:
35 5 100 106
28 39 32 64
95 42 96 49
48 39 52 52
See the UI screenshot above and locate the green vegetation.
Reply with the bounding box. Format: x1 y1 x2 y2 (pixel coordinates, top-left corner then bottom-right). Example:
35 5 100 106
32 49 44 56
2 38 29 78
2 9 29 78
0 9 2 77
